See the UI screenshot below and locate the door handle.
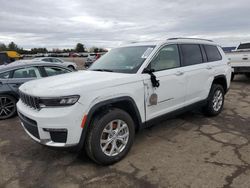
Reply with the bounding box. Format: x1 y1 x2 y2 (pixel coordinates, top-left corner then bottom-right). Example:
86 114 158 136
206 65 212 70
242 57 248 60
175 71 184 76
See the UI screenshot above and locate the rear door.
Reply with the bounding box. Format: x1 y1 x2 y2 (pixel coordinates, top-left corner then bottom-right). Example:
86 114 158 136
7 66 42 95
179 44 212 105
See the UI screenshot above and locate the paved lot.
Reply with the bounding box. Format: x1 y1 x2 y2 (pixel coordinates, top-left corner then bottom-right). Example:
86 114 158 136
1 75 250 188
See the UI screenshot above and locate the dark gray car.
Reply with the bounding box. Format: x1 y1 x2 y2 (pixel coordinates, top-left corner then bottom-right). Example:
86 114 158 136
0 61 74 120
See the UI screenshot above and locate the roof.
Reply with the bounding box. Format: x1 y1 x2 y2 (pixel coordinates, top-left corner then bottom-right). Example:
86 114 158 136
122 38 216 47
0 60 69 73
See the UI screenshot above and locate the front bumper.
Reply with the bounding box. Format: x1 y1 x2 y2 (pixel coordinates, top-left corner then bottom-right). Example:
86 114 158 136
17 100 86 147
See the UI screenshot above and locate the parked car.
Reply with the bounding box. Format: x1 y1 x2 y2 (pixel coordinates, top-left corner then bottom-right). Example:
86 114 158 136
17 38 231 165
226 42 250 80
84 53 100 68
33 57 77 70
0 61 73 120
0 52 11 65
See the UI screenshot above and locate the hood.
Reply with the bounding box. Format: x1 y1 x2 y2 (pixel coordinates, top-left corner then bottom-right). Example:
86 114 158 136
19 70 141 97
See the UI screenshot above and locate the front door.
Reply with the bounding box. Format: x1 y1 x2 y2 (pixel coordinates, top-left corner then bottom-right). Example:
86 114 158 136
143 44 187 121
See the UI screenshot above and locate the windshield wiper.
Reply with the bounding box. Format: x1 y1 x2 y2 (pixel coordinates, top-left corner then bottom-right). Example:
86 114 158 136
91 69 114 72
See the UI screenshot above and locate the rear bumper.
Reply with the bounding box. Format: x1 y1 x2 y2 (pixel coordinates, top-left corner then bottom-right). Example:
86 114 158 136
17 100 86 147
232 66 250 73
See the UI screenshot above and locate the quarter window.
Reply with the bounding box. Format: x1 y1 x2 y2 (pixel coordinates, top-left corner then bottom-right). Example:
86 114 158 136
180 44 203 66
44 67 70 76
13 67 41 78
150 45 180 71
204 45 222 62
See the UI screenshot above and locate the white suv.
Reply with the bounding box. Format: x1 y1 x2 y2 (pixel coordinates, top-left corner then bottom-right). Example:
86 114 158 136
17 38 231 165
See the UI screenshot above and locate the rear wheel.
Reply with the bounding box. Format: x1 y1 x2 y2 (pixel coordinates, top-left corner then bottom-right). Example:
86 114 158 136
203 84 225 117
85 108 135 165
0 95 17 120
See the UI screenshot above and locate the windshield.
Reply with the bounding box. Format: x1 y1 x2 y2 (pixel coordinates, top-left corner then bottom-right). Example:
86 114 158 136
89 46 155 73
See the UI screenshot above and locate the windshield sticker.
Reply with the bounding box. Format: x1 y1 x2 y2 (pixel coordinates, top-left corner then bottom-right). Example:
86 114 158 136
141 48 154 59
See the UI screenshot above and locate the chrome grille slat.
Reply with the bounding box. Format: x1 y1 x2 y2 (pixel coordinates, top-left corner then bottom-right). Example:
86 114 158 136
19 91 40 110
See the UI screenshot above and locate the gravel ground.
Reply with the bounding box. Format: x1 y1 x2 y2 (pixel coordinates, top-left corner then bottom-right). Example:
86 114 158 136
0 75 250 188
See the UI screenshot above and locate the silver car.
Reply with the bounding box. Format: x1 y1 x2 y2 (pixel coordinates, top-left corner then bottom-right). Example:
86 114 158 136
34 57 77 70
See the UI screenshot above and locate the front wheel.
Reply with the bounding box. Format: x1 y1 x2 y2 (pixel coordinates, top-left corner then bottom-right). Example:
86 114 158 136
68 65 75 71
85 108 135 165
0 95 17 120
203 84 225 117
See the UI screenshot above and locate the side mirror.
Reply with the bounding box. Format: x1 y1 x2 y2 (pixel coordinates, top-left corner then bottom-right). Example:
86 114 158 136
143 68 155 74
142 68 160 88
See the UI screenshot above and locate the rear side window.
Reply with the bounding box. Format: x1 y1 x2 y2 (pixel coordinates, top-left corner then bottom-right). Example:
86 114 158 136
44 67 70 76
180 44 203 66
204 45 222 62
43 58 52 62
0 71 10 79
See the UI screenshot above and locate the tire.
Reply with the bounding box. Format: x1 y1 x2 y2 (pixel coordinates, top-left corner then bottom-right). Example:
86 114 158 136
245 73 250 78
85 108 135 165
231 73 235 81
203 84 225 117
0 95 17 120
68 65 75 71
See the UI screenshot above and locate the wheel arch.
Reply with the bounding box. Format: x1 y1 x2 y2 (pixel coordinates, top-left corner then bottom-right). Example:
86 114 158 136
0 91 19 101
212 75 228 93
77 96 142 151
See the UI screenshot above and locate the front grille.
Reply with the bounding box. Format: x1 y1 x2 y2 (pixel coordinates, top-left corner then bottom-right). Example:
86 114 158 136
19 91 40 110
18 113 40 139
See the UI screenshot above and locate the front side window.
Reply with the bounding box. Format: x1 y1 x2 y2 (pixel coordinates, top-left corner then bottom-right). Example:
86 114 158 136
180 44 203 66
0 71 10 79
204 45 222 62
150 45 180 71
89 46 155 73
13 67 41 78
44 66 71 76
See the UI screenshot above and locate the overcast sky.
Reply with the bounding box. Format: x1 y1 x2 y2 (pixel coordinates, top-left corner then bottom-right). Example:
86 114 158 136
0 0 249 49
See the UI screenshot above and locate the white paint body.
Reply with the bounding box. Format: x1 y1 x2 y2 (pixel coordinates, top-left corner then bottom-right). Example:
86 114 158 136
17 39 231 147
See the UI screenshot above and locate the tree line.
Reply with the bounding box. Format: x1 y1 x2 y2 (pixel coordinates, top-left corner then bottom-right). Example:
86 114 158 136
0 42 108 54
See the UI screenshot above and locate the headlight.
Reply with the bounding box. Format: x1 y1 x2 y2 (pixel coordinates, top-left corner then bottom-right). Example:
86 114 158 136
39 95 80 107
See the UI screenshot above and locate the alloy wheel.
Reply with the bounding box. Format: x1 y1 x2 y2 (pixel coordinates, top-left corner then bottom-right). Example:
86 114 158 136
212 89 223 112
0 96 16 119
100 119 129 157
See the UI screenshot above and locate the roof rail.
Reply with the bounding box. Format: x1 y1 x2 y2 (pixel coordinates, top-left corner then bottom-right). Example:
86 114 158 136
167 37 213 42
